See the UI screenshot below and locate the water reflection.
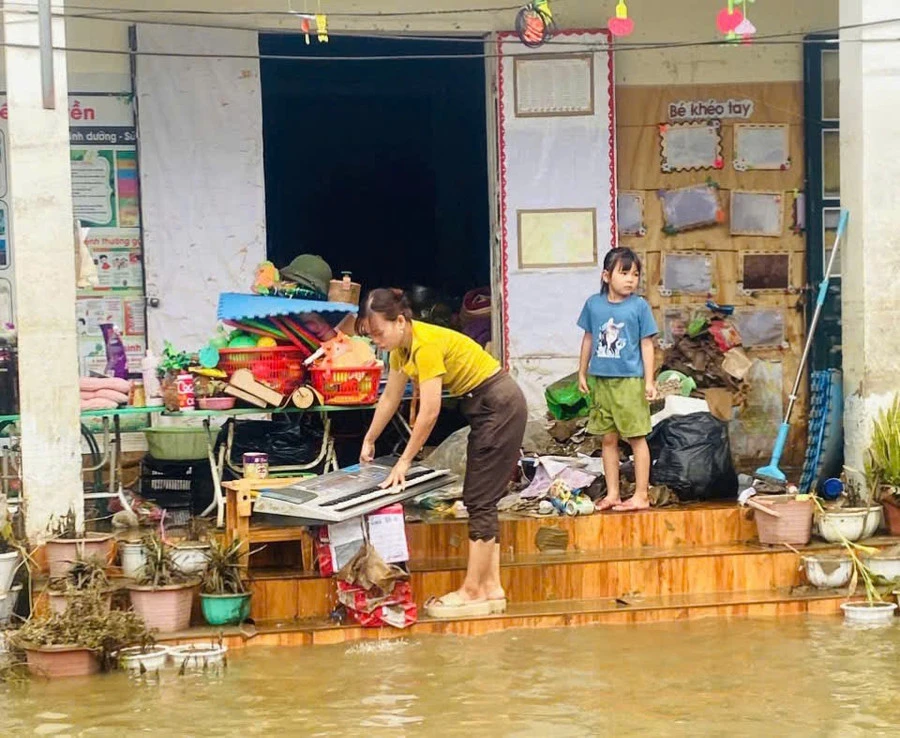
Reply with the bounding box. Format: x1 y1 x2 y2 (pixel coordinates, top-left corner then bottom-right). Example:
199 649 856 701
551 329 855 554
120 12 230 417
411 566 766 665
5 618 900 737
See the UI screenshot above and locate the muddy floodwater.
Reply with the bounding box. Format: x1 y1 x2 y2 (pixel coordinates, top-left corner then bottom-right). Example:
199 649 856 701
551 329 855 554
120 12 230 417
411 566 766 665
5 617 900 736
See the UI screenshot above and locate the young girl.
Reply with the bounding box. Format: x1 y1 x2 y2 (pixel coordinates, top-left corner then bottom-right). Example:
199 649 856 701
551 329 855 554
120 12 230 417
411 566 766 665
577 247 658 511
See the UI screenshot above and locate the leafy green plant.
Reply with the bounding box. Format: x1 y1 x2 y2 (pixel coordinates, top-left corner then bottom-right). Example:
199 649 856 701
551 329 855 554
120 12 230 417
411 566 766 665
865 396 900 493
49 509 81 540
11 590 153 670
158 341 193 377
201 538 250 595
135 533 192 588
50 554 109 594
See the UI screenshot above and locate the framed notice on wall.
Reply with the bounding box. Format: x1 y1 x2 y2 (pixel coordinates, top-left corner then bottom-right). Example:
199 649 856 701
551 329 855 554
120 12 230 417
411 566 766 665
659 121 723 172
517 208 597 268
733 124 791 171
513 54 595 117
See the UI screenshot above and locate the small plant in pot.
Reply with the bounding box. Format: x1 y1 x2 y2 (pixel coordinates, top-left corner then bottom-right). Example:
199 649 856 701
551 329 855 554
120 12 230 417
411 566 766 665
10 589 153 678
47 554 112 615
199 538 253 626
867 396 900 535
44 509 114 580
171 517 212 577
0 509 23 593
126 533 198 634
813 496 900 624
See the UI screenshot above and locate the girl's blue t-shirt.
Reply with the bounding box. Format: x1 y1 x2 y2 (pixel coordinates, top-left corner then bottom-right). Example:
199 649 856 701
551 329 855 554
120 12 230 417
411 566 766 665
577 293 658 378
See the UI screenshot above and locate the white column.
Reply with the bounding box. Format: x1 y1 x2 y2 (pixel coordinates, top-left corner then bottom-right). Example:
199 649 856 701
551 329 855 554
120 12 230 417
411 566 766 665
839 1 900 475
3 1 83 540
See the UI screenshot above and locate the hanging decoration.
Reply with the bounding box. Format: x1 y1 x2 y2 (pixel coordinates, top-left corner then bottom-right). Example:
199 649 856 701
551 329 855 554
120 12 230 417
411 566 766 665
607 1 634 38
316 13 329 43
515 1 557 48
717 0 756 43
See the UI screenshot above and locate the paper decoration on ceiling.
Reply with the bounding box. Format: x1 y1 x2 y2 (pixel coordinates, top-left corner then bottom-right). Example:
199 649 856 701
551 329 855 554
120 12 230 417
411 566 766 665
316 14 329 43
740 252 791 292
290 9 328 44
608 1 635 37
516 1 557 48
658 183 724 235
717 0 756 43
659 121 724 172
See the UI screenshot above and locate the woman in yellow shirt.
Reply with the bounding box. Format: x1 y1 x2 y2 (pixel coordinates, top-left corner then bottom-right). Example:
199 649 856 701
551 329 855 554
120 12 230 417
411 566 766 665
359 288 527 619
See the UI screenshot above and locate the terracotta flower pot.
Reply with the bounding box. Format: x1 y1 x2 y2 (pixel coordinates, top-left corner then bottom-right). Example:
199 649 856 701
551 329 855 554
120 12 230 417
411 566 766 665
45 534 114 579
128 582 197 633
24 645 100 678
881 491 900 536
48 589 113 616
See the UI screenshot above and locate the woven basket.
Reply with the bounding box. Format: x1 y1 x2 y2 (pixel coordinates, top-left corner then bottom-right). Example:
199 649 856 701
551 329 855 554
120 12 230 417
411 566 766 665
754 495 814 545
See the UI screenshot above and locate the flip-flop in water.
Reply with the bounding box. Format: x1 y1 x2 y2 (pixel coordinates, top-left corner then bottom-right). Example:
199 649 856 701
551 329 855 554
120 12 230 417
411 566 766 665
425 592 491 619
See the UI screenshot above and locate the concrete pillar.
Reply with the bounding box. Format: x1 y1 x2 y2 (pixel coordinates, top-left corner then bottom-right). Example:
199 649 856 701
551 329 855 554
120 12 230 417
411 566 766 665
3 1 83 540
839 0 900 478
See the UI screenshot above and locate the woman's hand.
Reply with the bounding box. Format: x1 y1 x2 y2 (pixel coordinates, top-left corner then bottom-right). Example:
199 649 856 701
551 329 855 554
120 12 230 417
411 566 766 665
379 457 411 489
360 438 376 463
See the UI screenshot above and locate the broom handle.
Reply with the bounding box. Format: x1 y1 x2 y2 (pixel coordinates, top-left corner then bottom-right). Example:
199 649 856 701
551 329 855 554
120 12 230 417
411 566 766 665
782 209 848 423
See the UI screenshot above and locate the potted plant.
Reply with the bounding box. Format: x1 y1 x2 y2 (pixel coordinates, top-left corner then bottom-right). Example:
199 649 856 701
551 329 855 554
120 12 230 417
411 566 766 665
47 554 112 615
126 533 198 633
171 518 212 577
867 396 900 534
44 509 114 579
10 590 152 678
812 497 900 624
158 341 193 412
0 514 22 593
199 538 252 626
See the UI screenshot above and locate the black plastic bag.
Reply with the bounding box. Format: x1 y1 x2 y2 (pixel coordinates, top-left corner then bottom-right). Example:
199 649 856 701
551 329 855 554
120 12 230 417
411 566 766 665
648 412 738 501
218 416 325 470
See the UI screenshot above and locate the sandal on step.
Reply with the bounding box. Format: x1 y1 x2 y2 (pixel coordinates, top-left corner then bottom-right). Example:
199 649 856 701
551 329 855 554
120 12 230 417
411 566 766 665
488 597 507 614
425 592 491 619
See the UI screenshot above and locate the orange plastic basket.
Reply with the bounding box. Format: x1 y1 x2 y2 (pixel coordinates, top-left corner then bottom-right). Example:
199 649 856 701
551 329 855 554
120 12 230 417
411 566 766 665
218 347 307 394
308 365 383 405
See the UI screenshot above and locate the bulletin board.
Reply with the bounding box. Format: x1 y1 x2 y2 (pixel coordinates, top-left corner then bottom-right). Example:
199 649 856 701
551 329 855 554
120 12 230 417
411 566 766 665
615 81 807 466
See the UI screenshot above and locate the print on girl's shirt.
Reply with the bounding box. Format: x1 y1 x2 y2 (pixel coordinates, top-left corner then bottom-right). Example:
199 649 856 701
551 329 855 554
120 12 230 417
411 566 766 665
596 318 626 359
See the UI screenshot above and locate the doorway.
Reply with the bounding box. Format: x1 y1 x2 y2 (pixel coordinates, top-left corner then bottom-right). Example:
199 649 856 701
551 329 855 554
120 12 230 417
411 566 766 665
260 34 491 310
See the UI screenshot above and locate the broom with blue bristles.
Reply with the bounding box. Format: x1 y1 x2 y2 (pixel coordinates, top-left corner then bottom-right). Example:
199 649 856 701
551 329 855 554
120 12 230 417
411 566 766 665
756 208 849 483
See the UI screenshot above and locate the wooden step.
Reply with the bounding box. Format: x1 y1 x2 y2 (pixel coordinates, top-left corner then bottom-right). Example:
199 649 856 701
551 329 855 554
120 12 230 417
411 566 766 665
246 502 759 568
157 587 850 650
246 537 891 621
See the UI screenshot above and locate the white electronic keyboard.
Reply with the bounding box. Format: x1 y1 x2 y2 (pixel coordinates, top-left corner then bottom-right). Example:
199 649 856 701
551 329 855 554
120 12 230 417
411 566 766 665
252 456 455 523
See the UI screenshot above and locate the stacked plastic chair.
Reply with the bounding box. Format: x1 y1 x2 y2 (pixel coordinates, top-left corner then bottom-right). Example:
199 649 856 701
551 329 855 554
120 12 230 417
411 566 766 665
799 369 843 494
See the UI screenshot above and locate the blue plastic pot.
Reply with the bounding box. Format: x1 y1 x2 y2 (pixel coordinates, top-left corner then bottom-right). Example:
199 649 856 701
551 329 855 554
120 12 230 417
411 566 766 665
200 593 252 626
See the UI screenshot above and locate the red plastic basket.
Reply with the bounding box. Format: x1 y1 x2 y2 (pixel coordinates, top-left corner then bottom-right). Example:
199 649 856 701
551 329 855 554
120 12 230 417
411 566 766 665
308 365 383 405
218 347 307 394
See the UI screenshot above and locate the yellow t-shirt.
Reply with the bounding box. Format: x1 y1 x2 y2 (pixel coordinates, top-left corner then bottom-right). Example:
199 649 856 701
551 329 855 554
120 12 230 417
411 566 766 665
389 321 499 396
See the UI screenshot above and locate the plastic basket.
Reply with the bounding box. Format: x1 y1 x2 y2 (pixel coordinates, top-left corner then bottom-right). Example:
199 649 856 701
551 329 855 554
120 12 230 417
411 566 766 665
754 495 814 545
143 427 208 461
309 365 383 405
218 346 307 394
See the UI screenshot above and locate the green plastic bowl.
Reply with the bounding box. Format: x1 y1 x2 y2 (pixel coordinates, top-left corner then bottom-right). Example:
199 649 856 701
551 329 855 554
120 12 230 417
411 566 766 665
143 427 209 461
200 593 252 626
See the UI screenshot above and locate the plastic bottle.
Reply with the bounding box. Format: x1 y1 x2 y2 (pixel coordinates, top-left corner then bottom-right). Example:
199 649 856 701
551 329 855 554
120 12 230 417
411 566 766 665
142 349 162 404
